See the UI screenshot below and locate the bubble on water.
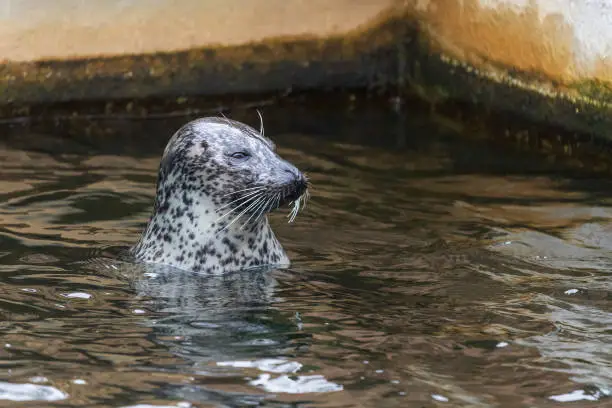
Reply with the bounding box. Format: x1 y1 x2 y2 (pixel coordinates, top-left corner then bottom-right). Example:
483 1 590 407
564 288 579 295
432 394 449 402
132 309 146 314
28 377 48 384
496 341 509 348
72 379 86 385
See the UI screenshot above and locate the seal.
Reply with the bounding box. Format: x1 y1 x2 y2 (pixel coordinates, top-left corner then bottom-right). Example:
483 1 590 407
130 116 308 274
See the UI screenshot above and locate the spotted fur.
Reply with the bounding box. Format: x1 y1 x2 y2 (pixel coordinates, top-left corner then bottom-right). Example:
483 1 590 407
131 117 308 274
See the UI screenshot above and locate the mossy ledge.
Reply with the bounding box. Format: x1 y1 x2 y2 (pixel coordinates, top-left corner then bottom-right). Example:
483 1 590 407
2 6 612 162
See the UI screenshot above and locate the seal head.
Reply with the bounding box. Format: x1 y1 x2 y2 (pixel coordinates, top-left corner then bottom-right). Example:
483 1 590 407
131 117 308 274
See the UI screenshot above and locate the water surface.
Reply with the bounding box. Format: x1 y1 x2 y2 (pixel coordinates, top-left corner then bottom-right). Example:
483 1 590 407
0 104 610 407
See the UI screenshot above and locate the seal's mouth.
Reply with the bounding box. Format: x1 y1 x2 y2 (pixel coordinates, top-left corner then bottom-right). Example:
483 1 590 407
274 175 309 223
216 175 309 229
276 176 309 209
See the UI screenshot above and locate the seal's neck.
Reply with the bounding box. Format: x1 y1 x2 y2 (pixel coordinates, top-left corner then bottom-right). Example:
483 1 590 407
131 189 289 273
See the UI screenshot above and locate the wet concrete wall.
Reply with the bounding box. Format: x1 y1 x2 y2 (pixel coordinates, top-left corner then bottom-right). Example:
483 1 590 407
3 0 612 144
0 0 400 105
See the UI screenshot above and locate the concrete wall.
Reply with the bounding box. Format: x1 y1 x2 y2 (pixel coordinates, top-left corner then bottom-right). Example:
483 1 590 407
416 0 612 83
3 0 612 144
0 0 402 106
5 0 605 82
0 0 392 61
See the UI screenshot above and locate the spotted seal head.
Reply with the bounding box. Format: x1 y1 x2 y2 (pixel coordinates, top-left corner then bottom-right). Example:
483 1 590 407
131 116 308 274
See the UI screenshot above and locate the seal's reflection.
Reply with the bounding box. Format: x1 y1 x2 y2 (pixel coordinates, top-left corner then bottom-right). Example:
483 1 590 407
96 254 342 402
128 263 295 367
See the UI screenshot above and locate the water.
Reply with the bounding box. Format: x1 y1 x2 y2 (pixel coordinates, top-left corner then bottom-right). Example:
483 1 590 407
0 100 610 407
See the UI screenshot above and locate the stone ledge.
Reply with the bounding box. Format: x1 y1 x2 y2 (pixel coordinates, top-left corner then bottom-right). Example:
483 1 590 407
3 0 612 148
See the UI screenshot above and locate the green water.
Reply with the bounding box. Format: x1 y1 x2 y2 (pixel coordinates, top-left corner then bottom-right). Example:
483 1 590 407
0 102 609 407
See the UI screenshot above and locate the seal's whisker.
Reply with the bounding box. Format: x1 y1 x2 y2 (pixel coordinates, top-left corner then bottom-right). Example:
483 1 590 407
215 192 262 222
287 195 302 223
302 189 311 209
253 194 272 223
256 109 264 137
222 194 265 232
222 186 263 197
294 199 301 222
221 204 256 233
217 192 260 211
217 189 264 211
288 206 296 223
226 194 268 230
250 194 272 226
221 186 264 197
257 195 275 222
240 195 269 230
239 202 262 230
215 196 257 217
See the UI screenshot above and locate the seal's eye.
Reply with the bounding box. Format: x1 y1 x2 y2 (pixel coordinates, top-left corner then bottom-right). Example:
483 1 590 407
229 151 250 162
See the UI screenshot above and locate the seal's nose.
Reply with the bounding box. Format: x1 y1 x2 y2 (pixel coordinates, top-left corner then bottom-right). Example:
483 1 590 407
282 167 295 179
279 161 308 201
280 161 300 182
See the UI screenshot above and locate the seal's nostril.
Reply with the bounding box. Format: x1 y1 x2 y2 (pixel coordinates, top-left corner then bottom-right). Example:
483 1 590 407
281 165 300 183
